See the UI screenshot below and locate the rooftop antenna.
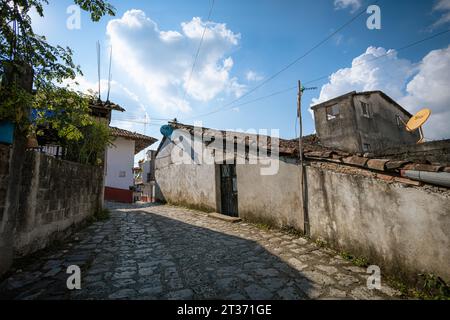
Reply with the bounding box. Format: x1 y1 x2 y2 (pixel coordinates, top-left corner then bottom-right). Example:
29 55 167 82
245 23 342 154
96 41 101 102
400 108 432 144
106 46 113 102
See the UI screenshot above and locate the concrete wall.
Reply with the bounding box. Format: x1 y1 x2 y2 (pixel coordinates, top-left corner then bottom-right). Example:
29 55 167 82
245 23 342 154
106 137 135 191
239 160 450 283
353 92 420 152
0 144 12 275
12 151 103 256
237 157 304 231
155 137 218 212
313 94 362 152
0 150 104 266
306 164 450 283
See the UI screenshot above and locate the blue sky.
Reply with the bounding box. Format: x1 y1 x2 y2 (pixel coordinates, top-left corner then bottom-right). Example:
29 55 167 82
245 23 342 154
31 0 450 160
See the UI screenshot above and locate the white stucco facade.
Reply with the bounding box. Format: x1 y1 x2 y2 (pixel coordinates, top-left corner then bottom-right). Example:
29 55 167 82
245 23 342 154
105 137 135 190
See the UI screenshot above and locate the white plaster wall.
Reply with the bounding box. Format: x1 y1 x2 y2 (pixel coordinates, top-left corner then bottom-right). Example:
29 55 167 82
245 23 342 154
106 137 135 190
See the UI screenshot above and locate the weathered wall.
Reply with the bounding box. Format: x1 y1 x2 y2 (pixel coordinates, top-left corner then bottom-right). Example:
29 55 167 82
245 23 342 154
155 137 218 212
353 92 420 152
0 144 12 275
313 94 362 152
13 151 103 256
306 165 450 283
237 157 304 231
155 163 218 212
376 139 450 165
313 92 420 153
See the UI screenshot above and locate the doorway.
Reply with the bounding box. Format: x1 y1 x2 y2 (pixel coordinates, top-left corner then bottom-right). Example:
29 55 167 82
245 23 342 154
220 164 239 217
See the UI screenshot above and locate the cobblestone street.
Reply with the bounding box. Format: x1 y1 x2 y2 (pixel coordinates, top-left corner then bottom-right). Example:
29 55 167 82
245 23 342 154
0 203 401 300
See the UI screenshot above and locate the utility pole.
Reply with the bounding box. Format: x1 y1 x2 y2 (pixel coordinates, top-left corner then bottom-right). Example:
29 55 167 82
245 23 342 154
297 81 317 237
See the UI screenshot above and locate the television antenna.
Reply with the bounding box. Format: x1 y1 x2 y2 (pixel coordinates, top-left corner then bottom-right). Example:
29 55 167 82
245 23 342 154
401 108 432 144
96 41 101 101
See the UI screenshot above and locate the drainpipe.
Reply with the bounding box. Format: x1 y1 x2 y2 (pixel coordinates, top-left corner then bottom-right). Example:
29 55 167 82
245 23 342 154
401 170 450 188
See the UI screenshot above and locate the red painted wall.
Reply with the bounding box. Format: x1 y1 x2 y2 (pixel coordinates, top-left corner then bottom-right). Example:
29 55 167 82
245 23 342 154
104 186 133 204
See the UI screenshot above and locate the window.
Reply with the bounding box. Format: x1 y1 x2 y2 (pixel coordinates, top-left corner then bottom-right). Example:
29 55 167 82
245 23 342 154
326 105 340 121
362 143 371 153
361 102 371 118
396 115 404 128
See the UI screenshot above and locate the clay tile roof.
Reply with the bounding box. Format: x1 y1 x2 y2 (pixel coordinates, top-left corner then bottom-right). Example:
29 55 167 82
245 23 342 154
110 127 158 154
165 122 450 181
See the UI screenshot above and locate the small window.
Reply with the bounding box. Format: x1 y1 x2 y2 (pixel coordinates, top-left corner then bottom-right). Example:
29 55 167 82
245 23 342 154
326 105 340 121
362 143 371 153
361 102 371 118
119 171 126 178
396 115 404 128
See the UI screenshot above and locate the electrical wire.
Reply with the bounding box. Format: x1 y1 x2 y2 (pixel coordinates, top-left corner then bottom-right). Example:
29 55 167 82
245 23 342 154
182 28 450 120
182 0 216 103
183 0 381 121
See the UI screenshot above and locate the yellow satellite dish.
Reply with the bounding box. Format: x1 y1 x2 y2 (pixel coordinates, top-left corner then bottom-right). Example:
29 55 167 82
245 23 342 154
406 108 431 132
405 108 432 144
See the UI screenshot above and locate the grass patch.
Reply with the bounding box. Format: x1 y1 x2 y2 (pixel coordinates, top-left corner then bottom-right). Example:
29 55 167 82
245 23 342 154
254 223 273 231
388 274 450 300
281 226 305 238
339 251 369 268
88 208 111 223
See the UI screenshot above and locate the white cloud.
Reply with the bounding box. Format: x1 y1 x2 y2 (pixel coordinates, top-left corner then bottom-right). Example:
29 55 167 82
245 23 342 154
246 70 263 82
312 46 450 140
334 0 362 12
432 0 450 27
312 47 415 104
106 10 244 116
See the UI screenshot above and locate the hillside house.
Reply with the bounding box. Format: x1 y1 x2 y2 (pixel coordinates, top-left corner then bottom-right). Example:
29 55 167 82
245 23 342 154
311 91 421 153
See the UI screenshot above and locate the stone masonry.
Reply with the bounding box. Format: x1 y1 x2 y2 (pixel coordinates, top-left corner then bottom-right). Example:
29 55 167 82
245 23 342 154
0 202 402 300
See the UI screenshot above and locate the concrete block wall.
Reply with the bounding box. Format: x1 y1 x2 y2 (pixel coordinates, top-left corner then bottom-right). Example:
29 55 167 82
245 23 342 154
0 144 12 275
12 151 104 256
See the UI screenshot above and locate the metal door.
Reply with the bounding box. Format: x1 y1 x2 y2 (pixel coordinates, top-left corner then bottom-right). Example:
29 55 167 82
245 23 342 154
220 164 238 217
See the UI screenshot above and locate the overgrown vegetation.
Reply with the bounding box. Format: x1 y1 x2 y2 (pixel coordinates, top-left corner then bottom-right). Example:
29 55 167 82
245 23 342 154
388 274 450 300
88 208 110 223
63 119 113 165
254 223 273 231
0 0 116 163
339 251 370 268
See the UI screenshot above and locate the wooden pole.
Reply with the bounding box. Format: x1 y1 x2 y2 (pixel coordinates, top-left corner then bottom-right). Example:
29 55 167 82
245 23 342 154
298 80 309 236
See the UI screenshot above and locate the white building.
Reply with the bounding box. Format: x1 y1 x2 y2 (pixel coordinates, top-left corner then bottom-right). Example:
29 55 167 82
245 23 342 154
104 127 157 203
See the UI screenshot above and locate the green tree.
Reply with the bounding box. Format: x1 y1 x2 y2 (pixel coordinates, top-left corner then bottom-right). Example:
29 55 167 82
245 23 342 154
63 119 114 166
0 0 115 137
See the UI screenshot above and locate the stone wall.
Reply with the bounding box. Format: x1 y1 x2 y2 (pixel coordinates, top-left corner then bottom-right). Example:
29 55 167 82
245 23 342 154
12 151 104 256
0 144 12 275
0 149 103 274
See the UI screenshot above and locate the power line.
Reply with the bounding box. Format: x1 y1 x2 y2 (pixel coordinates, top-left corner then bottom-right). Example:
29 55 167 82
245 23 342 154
184 28 450 119
183 0 381 121
182 0 216 103
113 119 167 126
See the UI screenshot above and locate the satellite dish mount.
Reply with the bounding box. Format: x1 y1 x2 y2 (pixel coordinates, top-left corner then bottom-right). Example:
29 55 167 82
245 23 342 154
400 108 431 144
